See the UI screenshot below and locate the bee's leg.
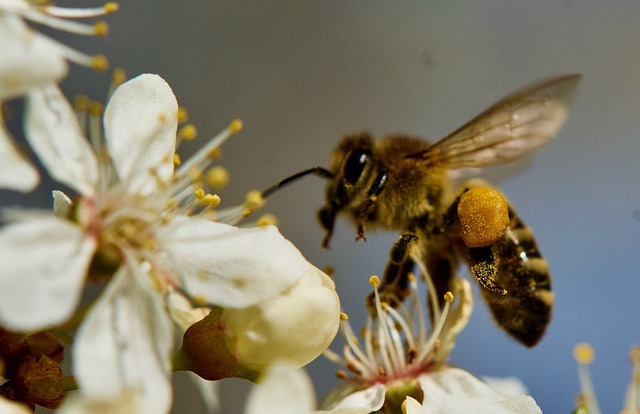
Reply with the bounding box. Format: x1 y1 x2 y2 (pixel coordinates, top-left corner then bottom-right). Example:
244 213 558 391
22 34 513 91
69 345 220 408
468 245 507 296
367 233 417 312
356 170 388 242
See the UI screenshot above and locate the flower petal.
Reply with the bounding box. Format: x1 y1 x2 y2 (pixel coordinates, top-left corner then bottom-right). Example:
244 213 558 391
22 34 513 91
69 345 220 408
319 383 386 414
0 14 67 100
0 216 95 330
24 83 98 196
73 265 174 414
0 120 39 192
103 73 177 195
52 189 73 218
222 266 340 369
419 368 542 414
160 218 308 308
244 365 315 414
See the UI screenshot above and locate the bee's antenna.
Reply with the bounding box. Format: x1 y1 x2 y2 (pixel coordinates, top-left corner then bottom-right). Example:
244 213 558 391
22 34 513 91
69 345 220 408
261 167 334 198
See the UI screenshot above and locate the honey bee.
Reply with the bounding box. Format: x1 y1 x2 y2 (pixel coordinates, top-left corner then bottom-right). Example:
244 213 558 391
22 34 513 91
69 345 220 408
262 74 580 347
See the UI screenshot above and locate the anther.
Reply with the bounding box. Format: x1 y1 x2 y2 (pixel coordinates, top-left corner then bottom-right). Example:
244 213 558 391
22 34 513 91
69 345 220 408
340 312 349 321
91 54 109 72
244 190 265 214
629 346 640 364
88 101 104 116
111 68 127 86
369 275 380 288
574 343 595 365
194 189 205 199
173 154 182 166
444 292 454 303
177 107 189 124
335 370 349 380
256 214 278 227
200 194 221 208
93 21 109 36
74 95 90 110
205 166 230 189
104 2 119 13
229 119 243 133
179 124 198 141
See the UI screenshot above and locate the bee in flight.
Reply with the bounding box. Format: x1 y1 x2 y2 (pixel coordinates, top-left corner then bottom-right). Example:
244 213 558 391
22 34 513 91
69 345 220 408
262 74 581 347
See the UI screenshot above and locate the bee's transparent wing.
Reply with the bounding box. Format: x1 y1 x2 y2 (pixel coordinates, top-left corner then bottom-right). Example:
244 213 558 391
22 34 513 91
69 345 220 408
409 74 581 169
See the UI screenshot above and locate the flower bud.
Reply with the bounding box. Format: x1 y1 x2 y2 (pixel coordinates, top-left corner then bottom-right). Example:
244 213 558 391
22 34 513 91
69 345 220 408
175 266 340 381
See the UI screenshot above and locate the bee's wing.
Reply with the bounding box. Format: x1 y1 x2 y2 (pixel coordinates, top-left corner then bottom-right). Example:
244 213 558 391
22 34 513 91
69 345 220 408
409 74 581 169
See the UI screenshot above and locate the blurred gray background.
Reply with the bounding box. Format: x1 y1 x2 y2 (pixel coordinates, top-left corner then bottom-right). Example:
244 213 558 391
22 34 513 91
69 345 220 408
8 1 640 413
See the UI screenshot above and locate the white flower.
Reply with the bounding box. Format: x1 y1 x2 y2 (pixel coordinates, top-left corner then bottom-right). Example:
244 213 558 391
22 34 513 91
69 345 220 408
322 273 542 414
244 364 385 414
0 73 323 413
0 0 115 192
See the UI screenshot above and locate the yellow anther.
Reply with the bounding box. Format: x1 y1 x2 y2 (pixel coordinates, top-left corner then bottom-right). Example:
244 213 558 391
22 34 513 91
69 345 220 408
103 2 119 13
194 188 205 199
630 346 640 364
73 95 90 111
444 291 454 303
93 20 109 37
340 312 349 321
256 214 278 227
407 272 417 283
205 166 230 189
91 54 109 72
88 101 104 116
177 107 189 123
369 275 380 287
207 148 222 159
229 119 243 133
201 194 221 208
173 153 181 166
573 343 595 365
111 68 126 86
178 124 198 141
244 190 265 211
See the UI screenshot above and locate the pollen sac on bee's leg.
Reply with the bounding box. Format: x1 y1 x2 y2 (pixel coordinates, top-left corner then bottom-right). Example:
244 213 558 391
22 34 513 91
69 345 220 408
457 186 509 248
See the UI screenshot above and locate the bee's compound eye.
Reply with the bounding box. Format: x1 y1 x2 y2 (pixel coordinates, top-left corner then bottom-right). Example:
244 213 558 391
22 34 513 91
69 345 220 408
342 149 370 185
457 187 509 248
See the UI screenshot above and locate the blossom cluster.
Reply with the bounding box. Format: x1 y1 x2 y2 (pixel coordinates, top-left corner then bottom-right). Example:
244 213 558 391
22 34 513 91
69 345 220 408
0 2 611 414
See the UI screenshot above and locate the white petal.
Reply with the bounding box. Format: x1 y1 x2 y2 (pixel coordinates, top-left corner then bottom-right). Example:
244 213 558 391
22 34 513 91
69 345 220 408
188 373 220 414
0 14 67 100
57 390 139 414
320 384 386 414
0 216 95 330
245 365 315 414
25 83 98 196
73 265 174 414
52 189 73 218
160 218 307 308
0 120 39 192
221 266 340 368
103 73 177 195
419 368 542 414
0 394 31 414
404 397 426 414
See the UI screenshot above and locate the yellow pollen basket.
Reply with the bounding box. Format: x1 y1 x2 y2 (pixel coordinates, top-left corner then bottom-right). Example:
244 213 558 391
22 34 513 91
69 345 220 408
457 186 509 248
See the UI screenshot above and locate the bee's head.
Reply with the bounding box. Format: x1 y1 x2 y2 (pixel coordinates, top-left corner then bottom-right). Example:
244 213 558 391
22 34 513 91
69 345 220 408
318 132 376 248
